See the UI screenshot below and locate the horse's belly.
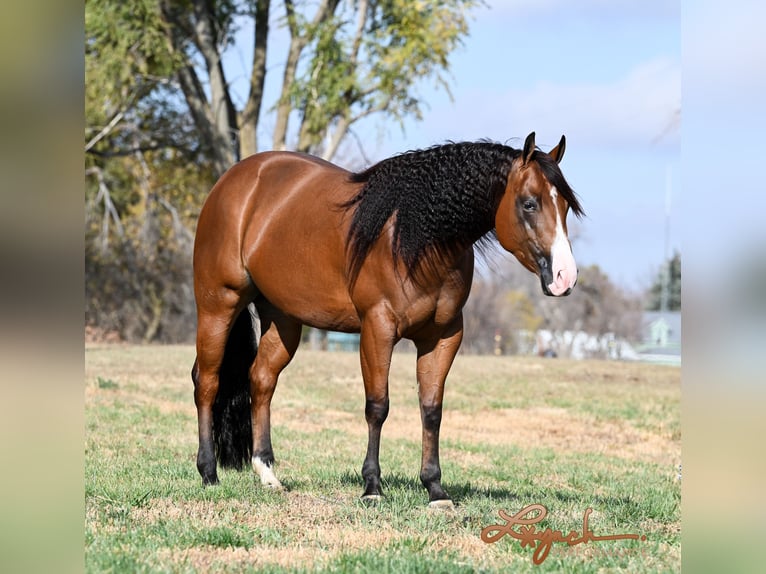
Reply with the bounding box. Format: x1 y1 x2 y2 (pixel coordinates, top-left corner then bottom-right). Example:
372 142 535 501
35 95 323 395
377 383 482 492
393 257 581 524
246 253 361 332
273 288 361 332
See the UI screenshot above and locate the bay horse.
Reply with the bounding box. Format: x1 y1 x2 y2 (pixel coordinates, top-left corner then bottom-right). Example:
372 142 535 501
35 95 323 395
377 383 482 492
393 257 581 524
191 132 583 508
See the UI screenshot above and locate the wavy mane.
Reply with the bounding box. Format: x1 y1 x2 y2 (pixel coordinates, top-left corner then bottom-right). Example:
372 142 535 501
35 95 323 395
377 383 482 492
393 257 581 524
342 141 582 282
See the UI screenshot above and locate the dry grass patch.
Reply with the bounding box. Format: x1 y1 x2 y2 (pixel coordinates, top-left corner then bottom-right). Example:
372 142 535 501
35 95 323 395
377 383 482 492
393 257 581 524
159 546 321 571
441 407 679 465
86 345 680 573
277 400 677 467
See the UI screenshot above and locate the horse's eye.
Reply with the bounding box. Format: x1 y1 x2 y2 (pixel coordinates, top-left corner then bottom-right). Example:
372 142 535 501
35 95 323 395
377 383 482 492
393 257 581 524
522 199 537 212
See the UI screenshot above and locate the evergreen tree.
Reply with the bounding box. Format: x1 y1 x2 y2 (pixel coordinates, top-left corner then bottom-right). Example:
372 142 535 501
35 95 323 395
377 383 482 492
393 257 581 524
646 251 681 311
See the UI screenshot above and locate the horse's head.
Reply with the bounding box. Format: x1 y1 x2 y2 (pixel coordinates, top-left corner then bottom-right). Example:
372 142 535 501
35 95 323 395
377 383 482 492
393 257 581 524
495 132 584 296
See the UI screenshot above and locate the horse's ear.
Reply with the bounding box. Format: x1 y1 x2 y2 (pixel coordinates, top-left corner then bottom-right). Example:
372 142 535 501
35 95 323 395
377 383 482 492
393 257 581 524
548 135 566 164
522 132 536 164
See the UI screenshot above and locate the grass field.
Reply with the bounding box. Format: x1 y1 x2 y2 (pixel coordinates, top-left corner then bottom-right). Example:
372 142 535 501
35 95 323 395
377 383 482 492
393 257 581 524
85 345 680 573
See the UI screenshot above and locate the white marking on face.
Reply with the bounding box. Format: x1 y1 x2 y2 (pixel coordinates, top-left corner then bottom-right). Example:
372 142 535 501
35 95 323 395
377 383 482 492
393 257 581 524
547 186 578 296
252 456 283 489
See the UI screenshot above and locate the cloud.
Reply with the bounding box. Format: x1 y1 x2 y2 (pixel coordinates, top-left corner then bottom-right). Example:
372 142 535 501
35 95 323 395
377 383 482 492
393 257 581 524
430 57 680 151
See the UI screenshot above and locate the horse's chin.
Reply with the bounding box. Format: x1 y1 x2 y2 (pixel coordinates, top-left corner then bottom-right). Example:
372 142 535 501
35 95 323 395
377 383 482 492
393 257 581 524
544 286 573 297
540 274 576 297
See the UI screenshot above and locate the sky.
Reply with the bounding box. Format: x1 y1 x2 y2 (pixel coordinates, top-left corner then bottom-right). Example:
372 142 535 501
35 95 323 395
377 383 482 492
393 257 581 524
683 0 766 289
228 0 682 291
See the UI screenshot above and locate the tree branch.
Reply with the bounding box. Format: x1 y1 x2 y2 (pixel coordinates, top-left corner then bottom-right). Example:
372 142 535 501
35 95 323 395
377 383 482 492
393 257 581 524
321 97 387 161
157 196 194 246
86 166 124 254
85 110 126 152
350 0 369 65
86 144 174 158
346 127 373 165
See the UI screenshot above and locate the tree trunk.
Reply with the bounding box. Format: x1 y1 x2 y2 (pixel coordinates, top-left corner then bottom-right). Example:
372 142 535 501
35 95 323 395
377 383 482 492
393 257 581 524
160 0 237 175
239 0 270 158
321 115 350 160
143 284 164 344
273 0 340 151
316 0 367 161
191 0 238 167
272 0 307 151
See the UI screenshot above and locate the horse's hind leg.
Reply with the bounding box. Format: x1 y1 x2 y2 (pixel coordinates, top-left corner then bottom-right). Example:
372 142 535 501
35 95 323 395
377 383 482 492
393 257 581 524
193 290 244 484
249 301 302 488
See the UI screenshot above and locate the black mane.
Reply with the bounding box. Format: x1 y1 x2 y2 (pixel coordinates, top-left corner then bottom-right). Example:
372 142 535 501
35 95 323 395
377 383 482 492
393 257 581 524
342 141 582 281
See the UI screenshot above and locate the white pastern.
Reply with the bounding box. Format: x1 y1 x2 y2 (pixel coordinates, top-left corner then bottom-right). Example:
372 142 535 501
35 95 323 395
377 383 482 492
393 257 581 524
548 187 577 296
252 456 283 489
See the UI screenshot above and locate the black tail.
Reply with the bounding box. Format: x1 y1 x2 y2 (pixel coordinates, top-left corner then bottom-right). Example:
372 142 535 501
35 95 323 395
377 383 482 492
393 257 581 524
213 306 257 469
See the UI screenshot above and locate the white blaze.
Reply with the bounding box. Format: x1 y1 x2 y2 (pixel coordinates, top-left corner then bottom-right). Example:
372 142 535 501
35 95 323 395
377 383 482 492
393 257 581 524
548 187 578 296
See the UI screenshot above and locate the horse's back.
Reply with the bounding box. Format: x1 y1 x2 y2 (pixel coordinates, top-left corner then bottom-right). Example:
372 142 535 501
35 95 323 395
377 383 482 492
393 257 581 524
199 151 349 216
195 151 362 330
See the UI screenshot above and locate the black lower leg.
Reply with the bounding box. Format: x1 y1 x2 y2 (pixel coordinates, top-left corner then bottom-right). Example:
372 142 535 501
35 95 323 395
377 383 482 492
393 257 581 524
196 402 219 485
361 398 389 498
420 460 449 502
420 404 449 502
197 439 218 485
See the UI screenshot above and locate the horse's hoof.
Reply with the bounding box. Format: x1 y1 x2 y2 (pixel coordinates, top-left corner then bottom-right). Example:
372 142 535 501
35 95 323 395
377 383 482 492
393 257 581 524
361 494 382 505
262 478 284 490
428 499 455 510
252 457 283 489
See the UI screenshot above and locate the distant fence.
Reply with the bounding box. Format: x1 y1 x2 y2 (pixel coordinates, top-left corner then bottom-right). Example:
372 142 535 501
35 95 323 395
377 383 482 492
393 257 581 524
326 332 360 352
306 331 419 353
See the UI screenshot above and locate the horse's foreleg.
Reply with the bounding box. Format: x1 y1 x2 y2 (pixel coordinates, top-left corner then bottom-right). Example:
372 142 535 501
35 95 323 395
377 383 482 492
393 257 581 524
359 313 397 500
415 314 464 508
250 304 302 489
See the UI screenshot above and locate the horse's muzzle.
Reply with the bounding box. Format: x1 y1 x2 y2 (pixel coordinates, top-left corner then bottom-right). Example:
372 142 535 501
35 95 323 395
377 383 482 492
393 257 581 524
538 256 577 297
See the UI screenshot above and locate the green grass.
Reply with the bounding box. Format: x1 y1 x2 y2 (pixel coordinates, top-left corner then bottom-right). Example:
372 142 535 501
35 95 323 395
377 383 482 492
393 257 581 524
85 345 680 573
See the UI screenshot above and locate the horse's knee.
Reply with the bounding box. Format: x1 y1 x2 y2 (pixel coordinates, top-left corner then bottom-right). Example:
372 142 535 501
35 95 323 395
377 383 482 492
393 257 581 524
191 358 200 387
